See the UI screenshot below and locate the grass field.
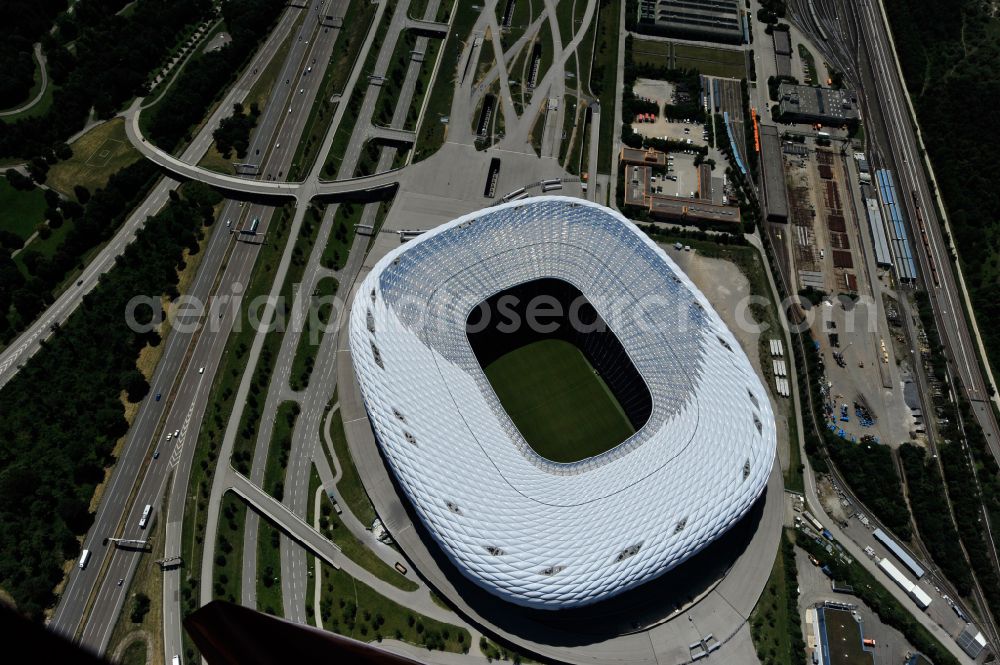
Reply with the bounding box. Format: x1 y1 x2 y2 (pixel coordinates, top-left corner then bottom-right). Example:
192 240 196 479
484 339 633 462
327 408 377 527
318 490 418 591
630 38 746 79
822 608 874 665
0 179 47 240
46 119 142 199
750 530 799 665
198 142 235 174
591 0 620 174
317 562 469 652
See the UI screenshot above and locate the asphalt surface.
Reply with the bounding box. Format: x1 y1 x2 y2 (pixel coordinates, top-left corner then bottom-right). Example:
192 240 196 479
0 10 302 393
47 2 352 656
46 5 306 643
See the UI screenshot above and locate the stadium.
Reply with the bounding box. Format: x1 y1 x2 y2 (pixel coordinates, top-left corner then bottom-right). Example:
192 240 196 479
348 196 776 610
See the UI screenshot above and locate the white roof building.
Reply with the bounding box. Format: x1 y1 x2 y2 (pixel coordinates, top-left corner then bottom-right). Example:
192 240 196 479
349 197 776 608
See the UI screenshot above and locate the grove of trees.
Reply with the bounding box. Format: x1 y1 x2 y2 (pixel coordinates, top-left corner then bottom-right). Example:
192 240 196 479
213 102 259 159
883 0 1000 376
0 161 159 344
145 0 285 152
898 443 972 595
0 187 216 619
0 1 65 110
0 0 212 159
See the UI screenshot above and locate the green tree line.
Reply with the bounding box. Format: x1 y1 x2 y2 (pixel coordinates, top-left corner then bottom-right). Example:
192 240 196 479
0 1 65 109
0 186 217 619
0 0 212 158
145 0 285 152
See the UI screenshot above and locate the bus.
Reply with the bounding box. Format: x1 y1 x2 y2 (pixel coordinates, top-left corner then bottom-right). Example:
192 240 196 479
138 504 152 529
78 550 91 569
248 217 260 234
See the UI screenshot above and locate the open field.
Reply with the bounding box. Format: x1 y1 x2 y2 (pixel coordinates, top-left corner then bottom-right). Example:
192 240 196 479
318 562 469 652
484 338 634 462
327 408 377 527
46 119 142 199
0 180 47 240
630 38 746 79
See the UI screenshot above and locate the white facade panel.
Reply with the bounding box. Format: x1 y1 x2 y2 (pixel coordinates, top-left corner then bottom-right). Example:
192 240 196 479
349 197 777 608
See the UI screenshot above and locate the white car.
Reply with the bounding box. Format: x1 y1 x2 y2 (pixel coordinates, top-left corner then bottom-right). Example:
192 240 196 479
174 429 180 438
166 432 172 441
199 367 204 374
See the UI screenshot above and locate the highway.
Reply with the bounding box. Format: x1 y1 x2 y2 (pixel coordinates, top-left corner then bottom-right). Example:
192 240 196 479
47 1 355 655
45 4 306 641
0 7 304 393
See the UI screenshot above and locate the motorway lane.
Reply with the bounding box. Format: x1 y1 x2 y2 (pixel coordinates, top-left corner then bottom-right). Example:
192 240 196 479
158 3 349 657
0 7 303 393
47 6 307 638
60 2 336 654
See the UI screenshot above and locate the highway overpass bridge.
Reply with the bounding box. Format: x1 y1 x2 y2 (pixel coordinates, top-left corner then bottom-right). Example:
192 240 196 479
226 468 343 570
124 109 403 200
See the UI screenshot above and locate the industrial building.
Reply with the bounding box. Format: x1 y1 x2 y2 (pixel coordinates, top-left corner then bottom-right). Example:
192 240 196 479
623 160 741 227
864 198 893 268
772 29 792 78
649 194 741 226
349 197 774 608
636 0 744 45
873 528 924 578
877 558 933 610
623 164 653 207
620 146 668 169
956 624 988 658
875 169 918 282
777 83 859 126
759 125 789 222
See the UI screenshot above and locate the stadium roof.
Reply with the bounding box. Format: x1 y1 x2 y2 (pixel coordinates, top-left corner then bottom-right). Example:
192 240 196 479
349 197 776 608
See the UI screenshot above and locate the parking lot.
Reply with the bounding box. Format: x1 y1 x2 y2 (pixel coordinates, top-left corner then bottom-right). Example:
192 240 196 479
796 546 921 664
647 152 699 199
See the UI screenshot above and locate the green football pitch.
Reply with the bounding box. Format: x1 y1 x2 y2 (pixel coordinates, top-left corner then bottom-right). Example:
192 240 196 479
483 338 635 463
